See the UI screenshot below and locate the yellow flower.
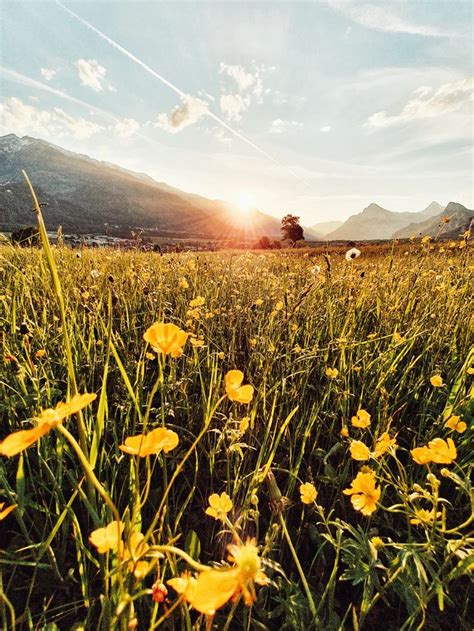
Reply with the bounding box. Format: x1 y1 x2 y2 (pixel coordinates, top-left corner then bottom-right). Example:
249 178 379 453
144 322 188 358
205 492 233 520
343 470 381 516
225 370 254 404
275 301 284 311
411 437 457 465
430 375 443 388
427 437 457 464
217 351 225 360
445 415 467 433
410 508 442 526
372 432 397 458
239 416 250 433
340 426 349 438
178 277 189 289
351 409 371 428
392 332 404 344
254 298 263 306
0 393 97 457
170 540 267 615
35 349 46 359
119 427 179 457
370 536 384 549
325 367 338 379
189 296 205 307
421 235 432 244
349 441 370 461
300 482 317 504
467 367 474 375
0 502 16 520
121 531 151 580
190 336 205 348
89 521 124 554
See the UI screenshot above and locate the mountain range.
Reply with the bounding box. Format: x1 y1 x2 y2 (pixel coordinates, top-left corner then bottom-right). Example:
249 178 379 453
0 134 471 241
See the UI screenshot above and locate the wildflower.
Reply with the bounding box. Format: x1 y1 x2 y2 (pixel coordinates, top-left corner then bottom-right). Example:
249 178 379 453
300 482 317 504
430 375 443 388
89 521 124 553
340 426 349 438
351 409 371 428
120 427 179 457
410 508 442 526
205 492 233 520
370 536 384 549
239 416 250 433
35 349 47 359
189 296 205 307
311 265 321 274
275 301 284 311
392 332 404 344
345 247 361 261
217 351 225 360
343 470 381 516
411 437 457 465
421 236 432 244
372 432 397 457
143 322 188 358
152 582 168 603
169 540 267 615
225 370 254 404
349 441 370 461
190 336 205 348
179 277 189 289
254 298 263 306
145 352 155 360
467 367 474 375
0 502 16 520
121 531 150 579
0 393 96 457
325 367 338 379
445 415 467 433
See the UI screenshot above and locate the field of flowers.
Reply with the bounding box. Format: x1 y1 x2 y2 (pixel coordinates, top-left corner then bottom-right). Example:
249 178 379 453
0 207 472 629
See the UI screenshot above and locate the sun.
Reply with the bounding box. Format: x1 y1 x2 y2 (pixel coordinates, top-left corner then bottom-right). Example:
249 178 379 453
235 192 257 214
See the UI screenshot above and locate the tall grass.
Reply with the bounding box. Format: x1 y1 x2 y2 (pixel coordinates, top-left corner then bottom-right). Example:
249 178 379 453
0 224 472 630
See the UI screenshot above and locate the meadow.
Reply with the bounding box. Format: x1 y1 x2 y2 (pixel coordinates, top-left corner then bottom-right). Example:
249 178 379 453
0 214 472 629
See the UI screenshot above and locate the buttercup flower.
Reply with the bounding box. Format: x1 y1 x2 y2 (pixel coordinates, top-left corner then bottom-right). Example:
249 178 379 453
143 322 188 358
343 470 381 516
411 437 457 465
325 367 338 379
121 531 150 579
410 508 442 526
168 540 267 615
445 415 467 433
205 492 233 520
225 370 254 404
372 432 397 458
89 521 124 554
349 441 370 461
430 375 443 388
300 482 318 504
0 502 16 520
351 409 371 428
120 427 179 457
0 393 96 457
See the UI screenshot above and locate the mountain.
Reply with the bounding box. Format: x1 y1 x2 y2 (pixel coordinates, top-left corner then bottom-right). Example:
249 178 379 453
325 202 444 241
392 202 473 239
0 134 282 239
308 220 343 238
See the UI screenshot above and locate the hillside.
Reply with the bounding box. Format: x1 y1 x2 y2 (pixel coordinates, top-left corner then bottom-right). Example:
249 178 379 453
308 220 343 238
0 134 283 239
392 202 473 239
325 202 444 240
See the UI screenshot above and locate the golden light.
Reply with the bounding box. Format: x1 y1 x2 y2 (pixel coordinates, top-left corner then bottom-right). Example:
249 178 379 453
235 192 257 214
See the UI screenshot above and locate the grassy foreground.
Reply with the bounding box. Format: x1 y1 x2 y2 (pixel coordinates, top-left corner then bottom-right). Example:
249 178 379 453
0 235 472 630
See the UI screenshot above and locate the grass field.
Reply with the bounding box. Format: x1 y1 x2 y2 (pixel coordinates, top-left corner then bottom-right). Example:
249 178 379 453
0 225 472 630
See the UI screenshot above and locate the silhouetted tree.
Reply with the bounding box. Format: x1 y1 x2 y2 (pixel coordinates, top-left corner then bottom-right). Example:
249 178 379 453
281 214 304 245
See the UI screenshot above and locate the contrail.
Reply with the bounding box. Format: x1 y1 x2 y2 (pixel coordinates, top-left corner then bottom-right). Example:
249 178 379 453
0 66 118 123
56 0 308 185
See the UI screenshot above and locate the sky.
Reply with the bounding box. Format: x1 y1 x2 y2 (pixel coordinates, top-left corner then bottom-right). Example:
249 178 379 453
0 0 473 225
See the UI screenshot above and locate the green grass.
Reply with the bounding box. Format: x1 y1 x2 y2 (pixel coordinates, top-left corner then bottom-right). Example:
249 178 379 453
0 236 472 630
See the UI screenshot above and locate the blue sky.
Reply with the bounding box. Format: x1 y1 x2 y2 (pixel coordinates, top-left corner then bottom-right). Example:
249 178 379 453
1 0 472 224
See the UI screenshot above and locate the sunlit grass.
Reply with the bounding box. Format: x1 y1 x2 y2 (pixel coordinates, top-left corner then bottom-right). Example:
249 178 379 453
0 229 472 630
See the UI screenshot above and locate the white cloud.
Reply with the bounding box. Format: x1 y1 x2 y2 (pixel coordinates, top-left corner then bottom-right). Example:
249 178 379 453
40 68 56 81
220 93 250 122
219 63 256 92
269 118 303 134
75 59 108 92
326 0 460 38
214 128 232 146
0 97 103 139
368 78 473 127
154 94 208 133
114 117 140 138
320 125 332 132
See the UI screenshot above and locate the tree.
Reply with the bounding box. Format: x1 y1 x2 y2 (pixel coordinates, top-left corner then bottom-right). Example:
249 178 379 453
281 214 304 245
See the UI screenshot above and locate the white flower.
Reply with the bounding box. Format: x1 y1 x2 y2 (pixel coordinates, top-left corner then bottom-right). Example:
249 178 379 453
311 265 321 274
345 248 361 261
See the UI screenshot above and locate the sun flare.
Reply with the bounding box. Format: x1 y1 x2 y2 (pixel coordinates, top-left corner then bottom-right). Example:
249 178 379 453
235 192 257 214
